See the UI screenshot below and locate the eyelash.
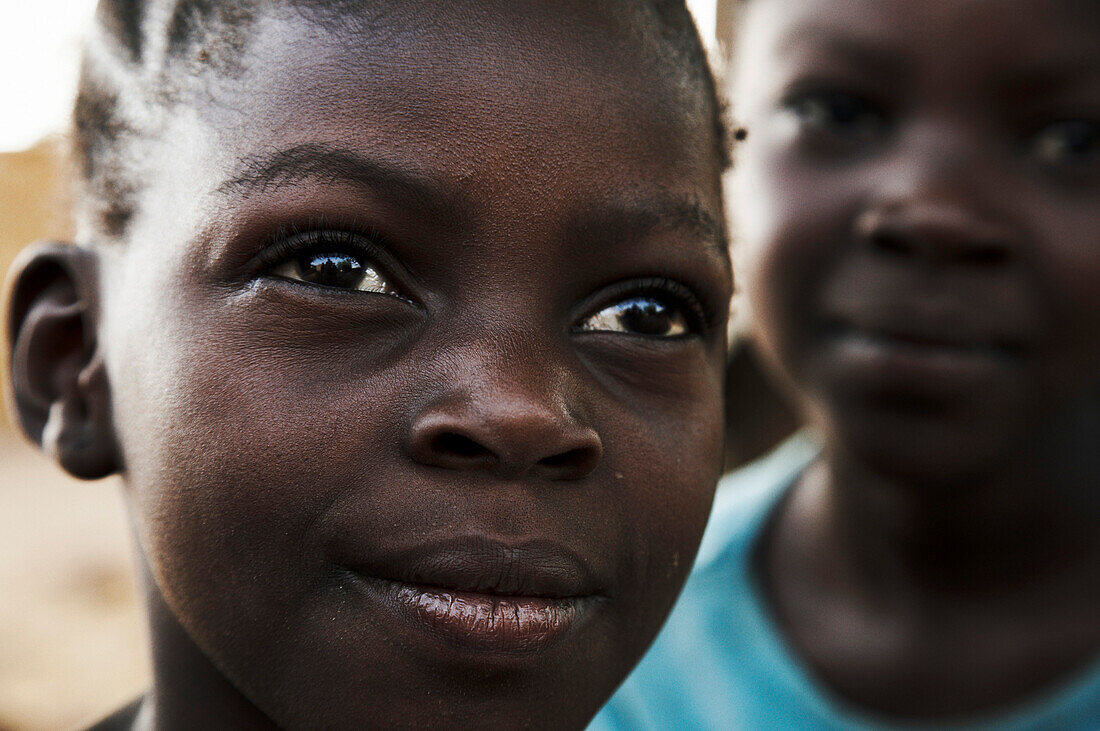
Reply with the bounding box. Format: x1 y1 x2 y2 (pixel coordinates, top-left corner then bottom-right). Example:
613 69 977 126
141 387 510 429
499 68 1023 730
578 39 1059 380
253 223 413 294
258 225 385 269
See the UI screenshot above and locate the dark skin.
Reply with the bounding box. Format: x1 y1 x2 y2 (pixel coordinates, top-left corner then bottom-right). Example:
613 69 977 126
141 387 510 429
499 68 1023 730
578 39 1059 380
731 0 1100 720
5 3 730 729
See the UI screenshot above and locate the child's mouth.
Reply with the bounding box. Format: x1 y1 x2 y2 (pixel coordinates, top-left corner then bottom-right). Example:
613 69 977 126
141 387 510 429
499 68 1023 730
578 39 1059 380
334 536 605 654
821 307 1031 397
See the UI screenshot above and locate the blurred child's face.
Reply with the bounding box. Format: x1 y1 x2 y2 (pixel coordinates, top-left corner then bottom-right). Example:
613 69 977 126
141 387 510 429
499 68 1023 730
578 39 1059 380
97 2 728 727
731 0 1100 479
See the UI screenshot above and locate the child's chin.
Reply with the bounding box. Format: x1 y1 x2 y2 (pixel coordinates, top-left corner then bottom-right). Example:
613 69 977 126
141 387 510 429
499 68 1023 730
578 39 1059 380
267 645 617 730
229 589 630 729
832 407 1023 487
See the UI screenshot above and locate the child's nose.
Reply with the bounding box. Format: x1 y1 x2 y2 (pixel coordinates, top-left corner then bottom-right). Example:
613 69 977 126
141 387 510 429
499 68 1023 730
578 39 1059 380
858 120 1019 268
856 200 1014 268
405 359 603 482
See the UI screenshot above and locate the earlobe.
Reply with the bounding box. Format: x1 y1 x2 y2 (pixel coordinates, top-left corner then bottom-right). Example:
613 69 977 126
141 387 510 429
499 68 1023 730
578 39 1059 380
5 242 121 479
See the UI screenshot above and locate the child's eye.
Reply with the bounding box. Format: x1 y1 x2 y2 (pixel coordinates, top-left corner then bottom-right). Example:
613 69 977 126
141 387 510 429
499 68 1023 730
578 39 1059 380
264 229 401 296
575 280 708 339
784 90 888 138
578 297 689 337
272 252 393 293
1030 120 1100 165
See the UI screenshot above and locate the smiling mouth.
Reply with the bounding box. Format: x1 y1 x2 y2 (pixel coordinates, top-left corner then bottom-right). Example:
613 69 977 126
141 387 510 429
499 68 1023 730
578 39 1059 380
336 537 604 654
845 328 1020 361
827 320 1027 391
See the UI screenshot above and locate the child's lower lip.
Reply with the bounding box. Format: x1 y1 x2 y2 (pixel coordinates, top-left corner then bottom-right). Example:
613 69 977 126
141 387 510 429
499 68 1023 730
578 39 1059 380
359 577 594 653
828 329 1024 390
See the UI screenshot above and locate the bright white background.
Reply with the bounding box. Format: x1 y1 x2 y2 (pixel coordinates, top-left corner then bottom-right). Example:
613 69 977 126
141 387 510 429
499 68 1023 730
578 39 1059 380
0 0 717 153
0 0 98 152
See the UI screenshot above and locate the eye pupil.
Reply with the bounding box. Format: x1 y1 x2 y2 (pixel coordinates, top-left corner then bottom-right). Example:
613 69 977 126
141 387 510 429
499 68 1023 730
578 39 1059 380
297 253 365 289
827 96 861 124
1063 123 1096 153
619 298 673 336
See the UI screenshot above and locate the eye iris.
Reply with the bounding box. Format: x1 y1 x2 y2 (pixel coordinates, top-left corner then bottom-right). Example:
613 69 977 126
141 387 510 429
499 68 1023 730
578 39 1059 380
791 92 884 137
618 297 676 336
296 253 364 289
1041 121 1098 159
799 94 853 125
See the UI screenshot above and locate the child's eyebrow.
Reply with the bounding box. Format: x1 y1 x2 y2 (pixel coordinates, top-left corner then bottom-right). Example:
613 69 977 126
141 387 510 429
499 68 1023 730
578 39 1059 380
778 26 911 80
215 143 728 263
567 196 730 266
994 60 1100 100
217 142 455 218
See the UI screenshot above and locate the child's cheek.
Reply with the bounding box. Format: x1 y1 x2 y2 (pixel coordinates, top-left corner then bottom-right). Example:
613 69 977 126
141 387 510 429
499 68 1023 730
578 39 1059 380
103 271 406 648
735 144 862 380
1035 212 1100 395
586 345 725 629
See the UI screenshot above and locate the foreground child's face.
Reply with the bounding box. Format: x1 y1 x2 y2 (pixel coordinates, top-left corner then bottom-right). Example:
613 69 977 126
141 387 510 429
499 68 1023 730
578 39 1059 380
97 3 729 727
732 0 1100 479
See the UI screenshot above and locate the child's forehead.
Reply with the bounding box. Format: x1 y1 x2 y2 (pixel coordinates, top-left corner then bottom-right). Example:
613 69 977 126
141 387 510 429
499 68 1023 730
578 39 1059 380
129 1 725 271
741 0 1100 75
241 6 681 112
231 0 697 96
184 2 719 209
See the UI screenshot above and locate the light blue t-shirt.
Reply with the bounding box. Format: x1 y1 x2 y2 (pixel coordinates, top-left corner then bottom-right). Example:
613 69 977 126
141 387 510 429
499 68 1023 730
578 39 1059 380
590 434 1100 731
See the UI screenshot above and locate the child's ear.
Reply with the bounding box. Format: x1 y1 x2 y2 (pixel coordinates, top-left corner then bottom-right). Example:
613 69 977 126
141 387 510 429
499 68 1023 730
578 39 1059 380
5 242 120 479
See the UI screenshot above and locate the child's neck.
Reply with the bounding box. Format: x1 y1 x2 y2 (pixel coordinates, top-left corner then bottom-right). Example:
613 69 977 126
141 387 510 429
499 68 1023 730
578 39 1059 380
133 560 278 731
821 396 1100 597
757 395 1100 719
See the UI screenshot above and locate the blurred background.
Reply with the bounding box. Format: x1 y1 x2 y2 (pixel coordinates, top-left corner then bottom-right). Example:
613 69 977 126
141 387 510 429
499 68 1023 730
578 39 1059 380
1 3 149 728
1 3 148 729
0 1 780 728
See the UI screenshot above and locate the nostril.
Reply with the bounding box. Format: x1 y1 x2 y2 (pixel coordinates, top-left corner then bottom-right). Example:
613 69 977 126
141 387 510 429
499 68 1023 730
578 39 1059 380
871 230 913 257
958 245 1009 267
408 407 602 479
431 432 491 459
539 449 583 469
871 228 1010 267
537 443 602 480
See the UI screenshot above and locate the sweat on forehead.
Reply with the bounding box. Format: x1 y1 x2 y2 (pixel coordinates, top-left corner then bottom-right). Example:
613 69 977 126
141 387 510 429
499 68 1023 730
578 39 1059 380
73 0 726 244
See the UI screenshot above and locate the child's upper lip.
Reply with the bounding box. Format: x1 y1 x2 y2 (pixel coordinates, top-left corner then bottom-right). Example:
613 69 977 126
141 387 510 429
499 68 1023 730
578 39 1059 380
839 316 1029 358
824 294 1037 358
334 536 604 599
